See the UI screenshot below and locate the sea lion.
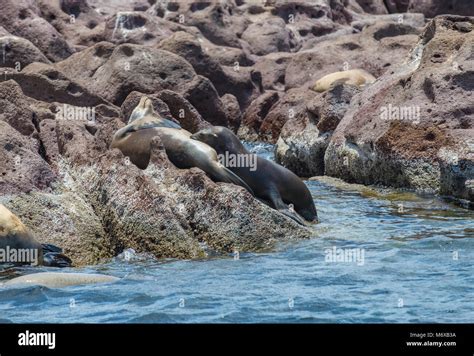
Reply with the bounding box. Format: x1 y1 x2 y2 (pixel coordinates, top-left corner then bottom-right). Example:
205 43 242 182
312 69 376 92
0 204 71 267
191 127 318 225
111 97 254 194
2 272 119 288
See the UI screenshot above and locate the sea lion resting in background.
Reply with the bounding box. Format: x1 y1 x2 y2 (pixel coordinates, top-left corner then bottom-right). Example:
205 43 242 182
0 204 71 267
191 127 318 225
313 69 376 92
111 97 254 195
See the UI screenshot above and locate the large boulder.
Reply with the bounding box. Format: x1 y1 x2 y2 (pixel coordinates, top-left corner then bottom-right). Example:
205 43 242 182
3 62 109 107
241 17 293 55
156 90 211 133
0 0 74 62
55 42 231 125
238 91 281 141
408 0 474 18
54 117 312 259
103 11 185 46
324 16 474 201
150 0 249 48
243 87 317 143
276 84 360 176
0 35 50 69
55 42 196 105
0 121 56 194
158 31 259 109
36 0 107 49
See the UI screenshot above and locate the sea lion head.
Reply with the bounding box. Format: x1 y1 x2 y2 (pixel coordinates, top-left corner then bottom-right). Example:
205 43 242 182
191 126 235 154
128 96 155 124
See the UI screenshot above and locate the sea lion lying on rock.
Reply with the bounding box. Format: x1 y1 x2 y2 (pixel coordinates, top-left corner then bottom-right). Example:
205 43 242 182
313 69 376 92
0 204 71 267
111 96 253 194
191 127 318 225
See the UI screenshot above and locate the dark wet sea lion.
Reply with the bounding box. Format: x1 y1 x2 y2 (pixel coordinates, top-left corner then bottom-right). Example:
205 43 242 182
111 98 254 194
0 204 71 267
191 127 318 224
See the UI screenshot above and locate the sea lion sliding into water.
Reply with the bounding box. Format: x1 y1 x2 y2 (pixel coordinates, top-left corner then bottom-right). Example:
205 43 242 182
111 97 254 194
191 127 318 225
0 204 71 267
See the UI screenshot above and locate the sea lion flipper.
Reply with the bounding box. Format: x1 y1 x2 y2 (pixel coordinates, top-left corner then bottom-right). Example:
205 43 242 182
278 209 307 226
128 120 180 132
41 243 72 267
42 252 72 268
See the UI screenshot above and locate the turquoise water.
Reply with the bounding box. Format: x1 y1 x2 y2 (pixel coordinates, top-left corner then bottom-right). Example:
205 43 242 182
0 143 472 323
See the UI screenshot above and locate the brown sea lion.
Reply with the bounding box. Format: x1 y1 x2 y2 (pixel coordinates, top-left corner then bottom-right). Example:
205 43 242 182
111 97 254 194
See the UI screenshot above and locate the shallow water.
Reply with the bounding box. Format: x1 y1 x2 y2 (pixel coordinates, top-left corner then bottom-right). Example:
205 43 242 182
0 143 472 323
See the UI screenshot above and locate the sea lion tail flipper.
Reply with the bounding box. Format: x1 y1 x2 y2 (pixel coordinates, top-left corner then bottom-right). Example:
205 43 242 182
265 189 307 226
278 209 307 226
211 164 254 196
164 118 182 129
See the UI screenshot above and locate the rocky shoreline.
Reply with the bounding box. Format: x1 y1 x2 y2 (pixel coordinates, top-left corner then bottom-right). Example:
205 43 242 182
0 0 472 266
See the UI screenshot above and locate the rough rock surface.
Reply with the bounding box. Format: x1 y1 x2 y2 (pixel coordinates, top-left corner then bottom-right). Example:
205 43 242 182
0 0 74 62
276 84 360 176
0 1 472 268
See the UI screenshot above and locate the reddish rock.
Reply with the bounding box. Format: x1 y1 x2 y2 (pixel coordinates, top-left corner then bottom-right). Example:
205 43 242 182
238 91 280 141
6 62 109 107
259 88 317 143
0 0 74 62
0 35 50 69
276 84 361 177
182 75 229 127
241 17 293 55
285 20 421 90
151 0 249 48
155 90 211 133
408 0 473 17
56 42 196 105
158 31 259 110
325 16 474 201
221 93 242 131
0 121 56 195
0 80 39 136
